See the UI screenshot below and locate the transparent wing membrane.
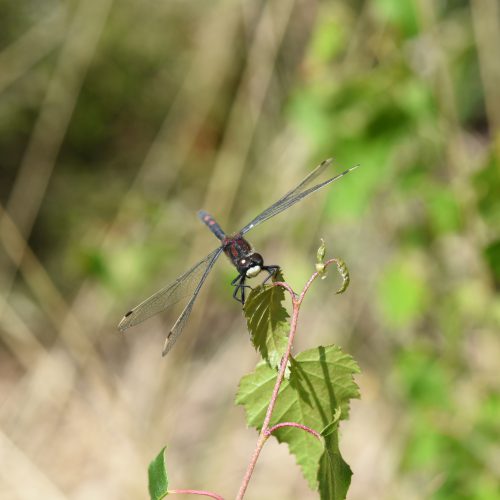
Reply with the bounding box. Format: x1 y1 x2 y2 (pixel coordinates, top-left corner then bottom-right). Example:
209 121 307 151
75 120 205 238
118 247 222 334
240 160 358 235
161 247 222 356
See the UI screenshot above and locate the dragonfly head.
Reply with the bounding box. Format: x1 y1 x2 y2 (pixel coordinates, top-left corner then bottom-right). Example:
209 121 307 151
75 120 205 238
238 252 264 278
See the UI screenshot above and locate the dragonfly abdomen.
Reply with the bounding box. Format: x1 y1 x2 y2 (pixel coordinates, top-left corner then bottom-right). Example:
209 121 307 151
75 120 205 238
198 210 226 240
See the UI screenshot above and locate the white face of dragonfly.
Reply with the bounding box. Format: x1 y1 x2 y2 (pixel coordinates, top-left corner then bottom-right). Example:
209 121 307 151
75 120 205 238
246 265 262 278
238 252 264 278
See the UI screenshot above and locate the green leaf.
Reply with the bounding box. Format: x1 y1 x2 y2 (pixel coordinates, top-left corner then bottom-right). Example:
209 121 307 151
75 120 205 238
318 431 353 500
148 447 169 500
243 270 289 369
236 345 360 492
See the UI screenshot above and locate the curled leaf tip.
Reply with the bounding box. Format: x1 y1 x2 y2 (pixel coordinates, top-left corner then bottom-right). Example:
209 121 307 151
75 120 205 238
316 239 326 262
335 258 350 294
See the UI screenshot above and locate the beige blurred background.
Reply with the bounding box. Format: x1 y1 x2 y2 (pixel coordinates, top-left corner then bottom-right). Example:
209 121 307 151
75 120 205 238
1 1 499 499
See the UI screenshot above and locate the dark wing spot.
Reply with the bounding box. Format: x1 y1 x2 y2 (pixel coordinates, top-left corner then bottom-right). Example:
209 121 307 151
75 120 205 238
124 310 133 317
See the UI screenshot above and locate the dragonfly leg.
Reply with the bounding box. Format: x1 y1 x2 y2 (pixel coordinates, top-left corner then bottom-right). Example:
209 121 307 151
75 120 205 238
240 281 254 304
231 273 243 288
262 265 280 285
231 273 251 304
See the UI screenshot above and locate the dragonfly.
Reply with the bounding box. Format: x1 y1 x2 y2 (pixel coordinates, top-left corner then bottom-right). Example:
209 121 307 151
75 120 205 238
118 158 357 356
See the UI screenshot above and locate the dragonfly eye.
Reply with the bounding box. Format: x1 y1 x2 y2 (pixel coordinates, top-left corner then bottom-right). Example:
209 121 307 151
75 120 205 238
251 253 264 266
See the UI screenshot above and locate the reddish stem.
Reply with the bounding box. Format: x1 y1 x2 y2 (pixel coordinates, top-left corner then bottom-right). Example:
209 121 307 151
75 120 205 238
299 258 340 301
169 489 225 500
236 295 301 500
265 422 321 440
270 281 296 299
236 258 342 500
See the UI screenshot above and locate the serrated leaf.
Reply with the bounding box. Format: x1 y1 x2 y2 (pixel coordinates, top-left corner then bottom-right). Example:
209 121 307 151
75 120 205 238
148 447 169 500
236 345 360 491
243 270 289 369
318 408 352 499
318 431 353 500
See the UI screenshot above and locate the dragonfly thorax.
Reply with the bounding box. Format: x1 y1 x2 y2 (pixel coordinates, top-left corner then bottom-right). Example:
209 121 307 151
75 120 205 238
222 234 264 278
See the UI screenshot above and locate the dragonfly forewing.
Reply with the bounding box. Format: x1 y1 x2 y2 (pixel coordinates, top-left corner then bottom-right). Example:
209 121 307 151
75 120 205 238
118 247 222 333
161 247 223 356
240 160 357 235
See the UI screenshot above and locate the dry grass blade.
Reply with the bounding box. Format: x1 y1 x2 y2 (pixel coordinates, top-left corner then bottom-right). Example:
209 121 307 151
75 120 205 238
202 0 297 226
0 430 68 500
0 301 48 369
0 203 111 376
470 0 500 136
0 5 68 94
6 0 114 239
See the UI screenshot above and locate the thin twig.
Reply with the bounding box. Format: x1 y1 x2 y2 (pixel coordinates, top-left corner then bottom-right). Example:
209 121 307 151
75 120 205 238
265 422 321 440
169 489 225 500
299 258 341 302
270 281 296 299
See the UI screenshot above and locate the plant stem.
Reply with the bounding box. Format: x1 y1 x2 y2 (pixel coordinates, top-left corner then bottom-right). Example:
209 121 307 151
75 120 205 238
235 258 342 499
236 287 300 500
169 489 225 500
265 422 321 440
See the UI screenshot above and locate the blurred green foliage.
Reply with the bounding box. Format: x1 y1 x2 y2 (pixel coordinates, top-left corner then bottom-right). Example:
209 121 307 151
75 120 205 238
1 0 499 498
293 2 500 498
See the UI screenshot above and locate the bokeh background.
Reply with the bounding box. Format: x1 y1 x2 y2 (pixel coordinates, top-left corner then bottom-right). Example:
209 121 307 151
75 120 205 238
1 1 499 499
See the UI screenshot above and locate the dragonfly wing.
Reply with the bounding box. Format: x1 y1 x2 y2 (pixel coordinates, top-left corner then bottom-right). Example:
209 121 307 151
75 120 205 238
240 159 357 235
161 247 222 356
277 158 333 201
118 247 222 333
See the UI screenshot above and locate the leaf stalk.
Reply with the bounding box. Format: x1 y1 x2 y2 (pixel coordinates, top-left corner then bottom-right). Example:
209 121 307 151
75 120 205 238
169 489 225 500
265 422 322 440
